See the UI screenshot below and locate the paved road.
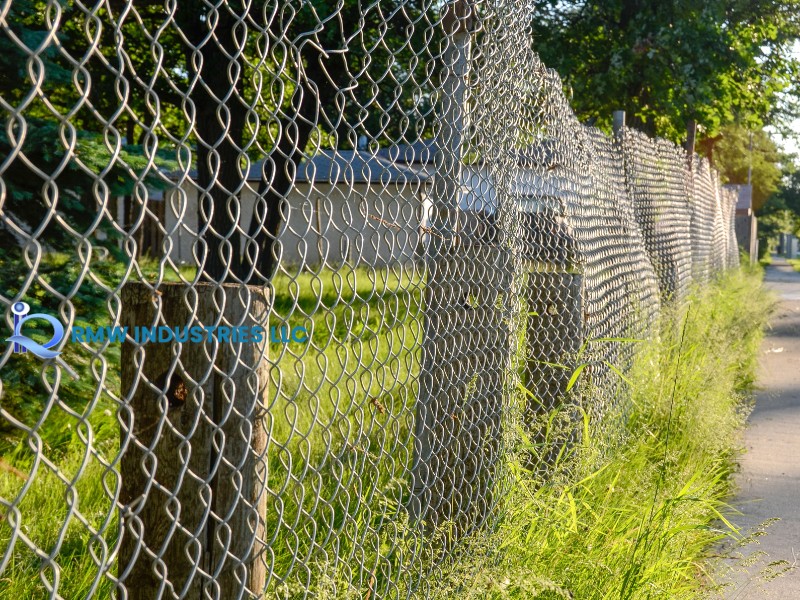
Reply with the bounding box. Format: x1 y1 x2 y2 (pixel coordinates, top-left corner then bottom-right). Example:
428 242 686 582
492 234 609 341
722 256 800 598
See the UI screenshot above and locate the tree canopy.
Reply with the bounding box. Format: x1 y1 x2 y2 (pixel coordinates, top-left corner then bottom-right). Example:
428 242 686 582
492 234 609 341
531 0 800 141
712 125 783 211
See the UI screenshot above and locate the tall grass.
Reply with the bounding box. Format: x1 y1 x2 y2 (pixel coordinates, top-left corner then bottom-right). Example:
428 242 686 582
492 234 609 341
0 259 771 598
431 266 773 599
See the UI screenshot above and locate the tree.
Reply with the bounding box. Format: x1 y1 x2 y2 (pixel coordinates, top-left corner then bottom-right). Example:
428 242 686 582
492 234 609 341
0 1 174 251
777 167 800 215
754 159 800 256
201 0 435 283
712 125 783 211
531 0 800 141
3 1 437 282
120 0 438 283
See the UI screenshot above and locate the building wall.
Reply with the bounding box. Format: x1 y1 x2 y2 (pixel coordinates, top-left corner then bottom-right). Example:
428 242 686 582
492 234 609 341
164 180 426 269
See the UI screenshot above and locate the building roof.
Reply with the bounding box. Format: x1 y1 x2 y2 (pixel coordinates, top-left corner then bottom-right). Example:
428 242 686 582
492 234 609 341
723 183 753 214
170 138 565 185
170 146 435 184
292 149 434 184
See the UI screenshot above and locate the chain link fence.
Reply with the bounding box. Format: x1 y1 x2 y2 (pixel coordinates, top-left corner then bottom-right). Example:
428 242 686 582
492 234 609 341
1 0 740 597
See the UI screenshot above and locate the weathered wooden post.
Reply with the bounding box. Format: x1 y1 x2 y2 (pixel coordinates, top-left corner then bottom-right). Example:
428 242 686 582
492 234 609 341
685 120 697 163
118 283 269 599
411 0 508 536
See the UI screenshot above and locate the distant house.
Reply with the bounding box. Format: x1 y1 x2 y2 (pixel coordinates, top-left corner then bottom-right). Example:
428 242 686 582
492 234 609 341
724 183 757 262
155 138 579 271
164 144 435 269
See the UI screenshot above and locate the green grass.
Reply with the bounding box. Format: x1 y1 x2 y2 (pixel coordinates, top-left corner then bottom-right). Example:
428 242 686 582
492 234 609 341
0 256 772 598
430 266 773 599
0 253 425 597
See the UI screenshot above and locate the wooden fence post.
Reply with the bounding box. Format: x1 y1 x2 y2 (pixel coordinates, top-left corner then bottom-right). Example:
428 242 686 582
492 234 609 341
685 119 697 164
118 282 269 599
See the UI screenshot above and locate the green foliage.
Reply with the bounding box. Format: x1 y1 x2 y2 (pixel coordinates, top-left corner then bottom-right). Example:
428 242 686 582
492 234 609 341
0 253 122 454
757 201 796 257
532 0 800 141
714 125 783 211
431 267 773 598
772 166 800 216
756 163 800 255
0 119 178 247
0 2 179 249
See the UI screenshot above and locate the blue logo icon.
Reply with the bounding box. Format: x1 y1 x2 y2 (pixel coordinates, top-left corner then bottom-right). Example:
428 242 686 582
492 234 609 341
7 301 65 359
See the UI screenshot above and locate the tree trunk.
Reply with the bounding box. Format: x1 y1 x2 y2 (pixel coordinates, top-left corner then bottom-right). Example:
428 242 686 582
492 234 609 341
179 2 247 283
245 56 341 282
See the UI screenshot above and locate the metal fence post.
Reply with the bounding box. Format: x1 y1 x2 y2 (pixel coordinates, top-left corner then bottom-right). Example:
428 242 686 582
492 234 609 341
412 0 506 536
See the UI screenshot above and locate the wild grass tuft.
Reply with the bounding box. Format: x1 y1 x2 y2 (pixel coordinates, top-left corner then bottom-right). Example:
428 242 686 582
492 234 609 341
433 266 773 599
0 261 772 598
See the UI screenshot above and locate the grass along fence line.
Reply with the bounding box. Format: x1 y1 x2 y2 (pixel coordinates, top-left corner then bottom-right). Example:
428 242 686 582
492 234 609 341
0 258 771 597
430 266 774 598
0 254 426 597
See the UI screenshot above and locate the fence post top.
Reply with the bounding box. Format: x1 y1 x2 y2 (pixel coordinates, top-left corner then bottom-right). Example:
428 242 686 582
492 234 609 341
441 0 477 35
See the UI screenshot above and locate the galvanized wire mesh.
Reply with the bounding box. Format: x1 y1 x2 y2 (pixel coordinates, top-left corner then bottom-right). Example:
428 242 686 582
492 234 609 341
0 1 743 598
689 156 719 284
621 127 695 304
722 185 742 270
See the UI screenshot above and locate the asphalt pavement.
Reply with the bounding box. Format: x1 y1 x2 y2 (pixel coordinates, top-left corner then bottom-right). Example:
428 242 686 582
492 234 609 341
720 256 800 598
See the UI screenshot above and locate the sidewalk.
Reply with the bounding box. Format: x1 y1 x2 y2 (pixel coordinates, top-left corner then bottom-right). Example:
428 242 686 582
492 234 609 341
722 256 800 598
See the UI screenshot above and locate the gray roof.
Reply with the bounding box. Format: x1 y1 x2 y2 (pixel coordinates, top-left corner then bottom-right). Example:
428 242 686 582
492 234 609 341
170 145 435 184
377 140 437 164
291 149 434 184
170 138 560 184
723 183 752 212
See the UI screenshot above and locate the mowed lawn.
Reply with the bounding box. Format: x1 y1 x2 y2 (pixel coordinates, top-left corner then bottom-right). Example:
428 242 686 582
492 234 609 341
0 254 426 597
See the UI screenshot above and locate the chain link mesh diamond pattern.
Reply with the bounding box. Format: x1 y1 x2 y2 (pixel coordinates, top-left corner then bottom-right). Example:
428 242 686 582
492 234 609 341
0 1 743 597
